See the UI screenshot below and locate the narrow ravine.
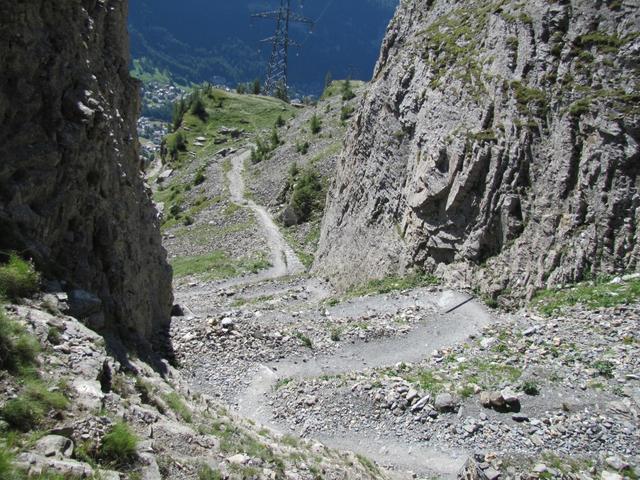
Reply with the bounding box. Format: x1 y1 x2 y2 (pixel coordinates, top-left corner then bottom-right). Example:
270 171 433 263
179 149 497 479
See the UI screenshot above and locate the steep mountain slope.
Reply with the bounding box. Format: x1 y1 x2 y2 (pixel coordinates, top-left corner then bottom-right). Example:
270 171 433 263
0 1 172 343
129 0 398 93
315 0 640 300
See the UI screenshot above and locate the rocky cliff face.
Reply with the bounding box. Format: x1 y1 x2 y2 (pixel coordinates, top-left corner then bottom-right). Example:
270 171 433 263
0 1 172 342
315 0 640 299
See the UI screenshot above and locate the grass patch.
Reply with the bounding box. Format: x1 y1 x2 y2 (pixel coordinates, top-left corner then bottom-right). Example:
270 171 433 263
533 277 640 315
100 422 138 468
163 392 193 423
294 331 313 349
213 423 285 474
0 253 40 300
170 251 271 280
163 86 296 167
1 381 69 432
0 305 40 375
198 465 223 480
346 272 440 298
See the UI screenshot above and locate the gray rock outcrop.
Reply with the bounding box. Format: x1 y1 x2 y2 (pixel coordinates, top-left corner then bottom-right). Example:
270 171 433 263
0 1 172 342
315 0 640 299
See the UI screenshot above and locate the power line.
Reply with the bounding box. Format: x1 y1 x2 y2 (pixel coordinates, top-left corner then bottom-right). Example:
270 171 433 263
252 0 313 98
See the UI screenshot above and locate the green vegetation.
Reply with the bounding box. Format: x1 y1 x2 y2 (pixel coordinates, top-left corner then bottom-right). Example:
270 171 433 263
198 465 223 480
1 380 69 431
0 305 40 375
510 81 548 116
206 420 286 475
131 58 172 85
356 453 381 476
164 86 296 166
295 141 310 154
345 272 440 298
294 331 313 349
321 79 364 100
290 169 325 223
163 392 193 423
251 136 276 164
341 78 356 101
592 360 614 378
533 276 640 316
309 114 322 134
0 253 40 300
330 326 342 342
100 422 139 468
521 380 540 396
170 251 271 280
340 105 355 121
575 31 624 53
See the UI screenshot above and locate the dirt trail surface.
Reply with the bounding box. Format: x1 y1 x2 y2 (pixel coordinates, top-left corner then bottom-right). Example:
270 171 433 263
228 150 304 279
171 154 495 478
237 290 492 478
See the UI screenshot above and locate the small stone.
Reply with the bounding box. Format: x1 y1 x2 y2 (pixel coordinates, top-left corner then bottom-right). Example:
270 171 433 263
227 454 250 465
434 393 457 412
480 391 492 407
171 304 184 317
512 414 529 422
484 467 501 480
410 395 430 413
406 388 418 402
221 318 234 330
500 388 519 404
533 464 547 473
489 391 505 408
34 435 74 458
605 456 629 471
601 472 624 480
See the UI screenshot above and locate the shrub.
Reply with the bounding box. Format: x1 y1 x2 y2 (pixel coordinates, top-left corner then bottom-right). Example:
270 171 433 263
189 93 208 121
341 79 356 101
291 169 324 222
309 114 321 134
47 326 62 345
0 306 40 374
294 331 313 348
0 253 40 300
252 79 261 95
275 114 285 127
198 465 223 480
288 162 300 178
270 128 280 149
521 380 540 395
593 360 614 378
194 169 206 185
250 137 272 164
295 141 309 154
340 105 354 121
100 422 139 467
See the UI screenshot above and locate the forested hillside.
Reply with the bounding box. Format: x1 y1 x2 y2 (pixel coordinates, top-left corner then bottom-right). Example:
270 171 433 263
129 0 398 94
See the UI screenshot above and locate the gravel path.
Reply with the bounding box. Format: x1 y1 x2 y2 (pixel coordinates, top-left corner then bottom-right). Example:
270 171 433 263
236 290 492 478
228 150 304 279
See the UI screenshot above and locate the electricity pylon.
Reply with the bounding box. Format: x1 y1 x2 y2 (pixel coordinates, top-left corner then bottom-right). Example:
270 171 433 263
252 0 313 98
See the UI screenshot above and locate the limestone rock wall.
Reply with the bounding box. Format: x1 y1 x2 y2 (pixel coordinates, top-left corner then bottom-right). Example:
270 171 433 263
315 0 640 299
0 0 173 342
